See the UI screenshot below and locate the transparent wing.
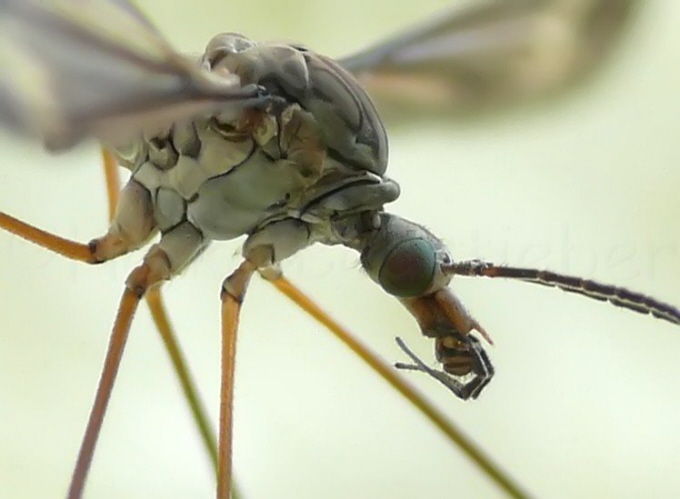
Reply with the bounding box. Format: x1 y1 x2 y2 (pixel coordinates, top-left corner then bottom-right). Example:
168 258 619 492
0 0 263 150
105 0 164 31
338 0 636 119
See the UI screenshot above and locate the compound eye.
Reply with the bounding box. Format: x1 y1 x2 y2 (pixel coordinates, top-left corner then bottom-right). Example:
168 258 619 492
378 238 437 297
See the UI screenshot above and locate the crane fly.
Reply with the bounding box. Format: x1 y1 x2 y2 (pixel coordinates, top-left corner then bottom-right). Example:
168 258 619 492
1 0 675 499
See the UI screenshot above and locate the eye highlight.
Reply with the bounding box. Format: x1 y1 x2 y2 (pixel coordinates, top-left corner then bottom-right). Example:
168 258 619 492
378 238 436 297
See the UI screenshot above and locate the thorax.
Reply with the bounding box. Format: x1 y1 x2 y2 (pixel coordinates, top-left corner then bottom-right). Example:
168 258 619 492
115 37 396 244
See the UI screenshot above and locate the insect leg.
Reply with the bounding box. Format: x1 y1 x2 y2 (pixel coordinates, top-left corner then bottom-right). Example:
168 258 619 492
101 148 121 221
0 212 97 262
68 253 168 499
145 288 219 471
267 276 529 499
219 260 257 499
0 177 157 263
100 148 220 477
67 220 206 498
246 217 526 496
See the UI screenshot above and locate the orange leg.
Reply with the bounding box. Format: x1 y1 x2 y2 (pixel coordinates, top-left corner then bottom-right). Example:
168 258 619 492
218 260 256 499
67 285 140 499
0 149 220 497
99 147 220 474
269 276 529 499
0 212 96 262
95 151 525 497
2 147 526 497
146 287 219 470
69 254 171 498
101 148 121 222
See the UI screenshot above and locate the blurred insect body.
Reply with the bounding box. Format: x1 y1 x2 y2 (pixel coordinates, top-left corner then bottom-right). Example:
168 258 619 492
0 0 677 498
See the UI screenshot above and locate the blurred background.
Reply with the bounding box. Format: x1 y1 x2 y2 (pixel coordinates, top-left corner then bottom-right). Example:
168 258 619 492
1 1 680 498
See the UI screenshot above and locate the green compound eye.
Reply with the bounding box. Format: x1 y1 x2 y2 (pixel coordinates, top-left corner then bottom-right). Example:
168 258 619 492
378 238 437 297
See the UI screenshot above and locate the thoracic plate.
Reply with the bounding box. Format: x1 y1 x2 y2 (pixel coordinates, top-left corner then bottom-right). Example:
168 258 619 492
120 34 396 245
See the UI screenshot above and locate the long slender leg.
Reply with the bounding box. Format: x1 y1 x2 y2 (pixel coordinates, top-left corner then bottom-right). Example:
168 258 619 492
267 276 529 499
0 212 96 262
146 288 218 467
68 215 208 496
101 148 121 222
68 286 139 499
2 164 164 497
100 148 221 475
1 177 156 264
69 252 172 499
218 260 256 499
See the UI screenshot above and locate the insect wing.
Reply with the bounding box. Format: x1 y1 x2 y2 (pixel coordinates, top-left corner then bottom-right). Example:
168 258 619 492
0 0 261 150
106 0 165 32
338 0 636 117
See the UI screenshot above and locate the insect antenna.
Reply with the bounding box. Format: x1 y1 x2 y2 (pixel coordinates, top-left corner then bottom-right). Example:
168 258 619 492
444 260 680 325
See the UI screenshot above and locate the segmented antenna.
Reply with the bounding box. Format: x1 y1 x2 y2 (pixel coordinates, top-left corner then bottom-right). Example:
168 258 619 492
443 260 680 325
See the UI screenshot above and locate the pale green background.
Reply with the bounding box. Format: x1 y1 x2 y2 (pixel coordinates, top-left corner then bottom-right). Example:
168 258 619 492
1 1 680 498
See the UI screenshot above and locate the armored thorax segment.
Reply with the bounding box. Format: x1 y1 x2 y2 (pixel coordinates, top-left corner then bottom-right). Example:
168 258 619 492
114 33 399 243
203 34 389 176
